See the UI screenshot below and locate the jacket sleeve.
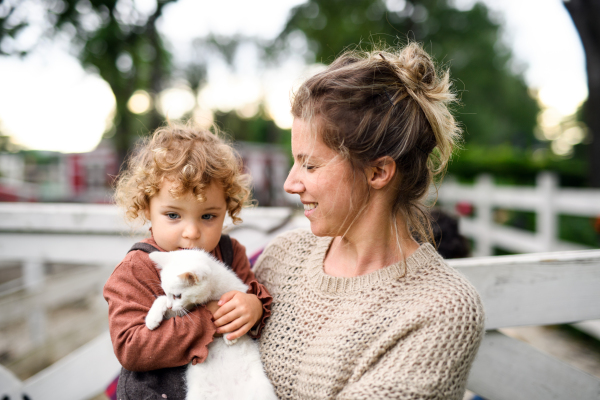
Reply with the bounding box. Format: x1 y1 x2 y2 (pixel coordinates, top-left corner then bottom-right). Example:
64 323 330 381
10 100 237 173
228 238 272 338
103 253 217 372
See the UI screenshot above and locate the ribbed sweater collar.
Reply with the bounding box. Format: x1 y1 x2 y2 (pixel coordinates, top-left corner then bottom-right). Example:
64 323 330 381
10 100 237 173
306 236 440 293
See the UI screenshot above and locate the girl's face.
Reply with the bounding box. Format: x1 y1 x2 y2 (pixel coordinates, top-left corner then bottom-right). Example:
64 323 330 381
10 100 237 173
284 118 365 237
145 180 227 252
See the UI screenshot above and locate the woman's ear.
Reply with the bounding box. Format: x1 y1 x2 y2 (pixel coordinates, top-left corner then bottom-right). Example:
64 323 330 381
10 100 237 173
367 156 396 190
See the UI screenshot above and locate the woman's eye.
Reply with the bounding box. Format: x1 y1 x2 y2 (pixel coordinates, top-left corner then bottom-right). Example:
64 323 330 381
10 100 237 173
173 294 181 299
303 164 315 171
201 214 215 220
166 213 179 220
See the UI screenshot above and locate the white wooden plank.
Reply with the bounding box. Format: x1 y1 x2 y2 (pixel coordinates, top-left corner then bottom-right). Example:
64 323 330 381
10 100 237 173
0 202 135 233
467 331 600 400
458 218 588 254
23 331 121 400
0 267 110 326
450 251 600 329
0 233 144 264
556 190 600 215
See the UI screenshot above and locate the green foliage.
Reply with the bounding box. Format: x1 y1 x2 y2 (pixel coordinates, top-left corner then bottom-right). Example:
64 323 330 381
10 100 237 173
0 0 177 159
213 107 291 149
448 144 588 186
559 215 600 248
273 0 540 157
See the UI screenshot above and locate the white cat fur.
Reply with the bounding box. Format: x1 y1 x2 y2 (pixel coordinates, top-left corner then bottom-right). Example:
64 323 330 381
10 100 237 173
145 249 277 400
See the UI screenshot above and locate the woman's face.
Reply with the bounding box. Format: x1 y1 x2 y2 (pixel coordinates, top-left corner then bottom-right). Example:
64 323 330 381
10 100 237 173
284 118 365 237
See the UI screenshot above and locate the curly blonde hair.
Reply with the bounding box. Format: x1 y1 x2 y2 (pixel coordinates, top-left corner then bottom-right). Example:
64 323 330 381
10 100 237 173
292 42 461 245
114 122 251 225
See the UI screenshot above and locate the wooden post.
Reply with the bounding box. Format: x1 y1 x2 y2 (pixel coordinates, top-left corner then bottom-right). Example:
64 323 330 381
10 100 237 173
537 172 558 252
475 174 493 257
23 258 46 346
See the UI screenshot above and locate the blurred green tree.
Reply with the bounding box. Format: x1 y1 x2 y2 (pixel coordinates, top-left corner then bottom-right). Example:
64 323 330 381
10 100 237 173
270 0 541 165
564 0 600 187
0 0 177 164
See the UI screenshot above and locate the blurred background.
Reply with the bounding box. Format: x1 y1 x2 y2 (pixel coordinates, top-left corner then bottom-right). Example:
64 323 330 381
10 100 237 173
1 0 600 399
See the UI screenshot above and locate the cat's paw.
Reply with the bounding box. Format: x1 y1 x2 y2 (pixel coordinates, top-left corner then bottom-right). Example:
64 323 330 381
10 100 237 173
223 336 238 346
146 296 168 330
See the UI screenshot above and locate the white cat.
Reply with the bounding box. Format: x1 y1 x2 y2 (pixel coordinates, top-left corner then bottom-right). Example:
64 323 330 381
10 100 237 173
145 249 277 400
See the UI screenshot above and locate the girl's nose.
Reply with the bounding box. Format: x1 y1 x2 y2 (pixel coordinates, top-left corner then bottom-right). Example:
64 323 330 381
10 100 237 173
284 165 305 194
182 222 201 240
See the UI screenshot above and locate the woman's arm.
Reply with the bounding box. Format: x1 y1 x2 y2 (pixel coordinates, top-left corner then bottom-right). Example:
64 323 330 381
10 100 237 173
336 311 484 400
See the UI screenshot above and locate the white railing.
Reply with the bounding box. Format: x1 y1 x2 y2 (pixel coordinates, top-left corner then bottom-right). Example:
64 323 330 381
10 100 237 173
449 250 600 399
437 172 600 257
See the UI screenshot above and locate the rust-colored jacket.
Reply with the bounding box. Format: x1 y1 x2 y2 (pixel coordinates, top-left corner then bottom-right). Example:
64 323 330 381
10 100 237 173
103 236 272 372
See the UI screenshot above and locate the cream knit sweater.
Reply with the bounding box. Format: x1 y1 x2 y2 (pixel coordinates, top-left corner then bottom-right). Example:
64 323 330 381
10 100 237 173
254 229 484 400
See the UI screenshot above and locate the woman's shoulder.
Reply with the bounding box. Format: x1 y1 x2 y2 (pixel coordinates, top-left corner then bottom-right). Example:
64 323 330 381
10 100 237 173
264 228 318 253
406 244 484 317
253 228 319 274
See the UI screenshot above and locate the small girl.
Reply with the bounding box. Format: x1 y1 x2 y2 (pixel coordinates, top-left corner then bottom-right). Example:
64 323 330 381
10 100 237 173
103 122 272 400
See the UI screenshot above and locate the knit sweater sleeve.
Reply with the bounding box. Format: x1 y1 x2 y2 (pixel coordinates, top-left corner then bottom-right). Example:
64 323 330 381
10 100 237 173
336 299 484 400
103 251 216 372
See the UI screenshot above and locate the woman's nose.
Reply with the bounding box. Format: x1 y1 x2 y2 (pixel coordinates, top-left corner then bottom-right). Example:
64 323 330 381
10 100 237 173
284 165 304 194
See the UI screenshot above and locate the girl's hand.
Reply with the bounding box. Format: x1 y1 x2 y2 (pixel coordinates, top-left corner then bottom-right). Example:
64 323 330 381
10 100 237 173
211 291 263 341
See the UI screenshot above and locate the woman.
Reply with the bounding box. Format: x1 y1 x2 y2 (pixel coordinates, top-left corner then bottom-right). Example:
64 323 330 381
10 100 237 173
254 42 485 400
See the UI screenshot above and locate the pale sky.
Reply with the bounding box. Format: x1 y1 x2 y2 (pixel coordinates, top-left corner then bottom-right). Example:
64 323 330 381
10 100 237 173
0 0 587 153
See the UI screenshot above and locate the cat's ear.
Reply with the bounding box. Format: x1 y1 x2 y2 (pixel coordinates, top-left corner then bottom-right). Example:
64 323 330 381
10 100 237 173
178 272 199 286
148 252 169 269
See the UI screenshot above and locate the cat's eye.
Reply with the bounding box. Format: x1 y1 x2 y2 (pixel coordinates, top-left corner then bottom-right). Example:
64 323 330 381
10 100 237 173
173 294 182 299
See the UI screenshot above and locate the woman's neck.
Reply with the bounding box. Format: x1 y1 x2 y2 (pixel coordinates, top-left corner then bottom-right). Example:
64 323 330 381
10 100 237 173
323 208 420 278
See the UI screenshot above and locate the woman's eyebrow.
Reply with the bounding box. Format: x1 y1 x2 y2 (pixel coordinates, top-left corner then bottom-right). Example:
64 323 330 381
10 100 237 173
295 153 308 163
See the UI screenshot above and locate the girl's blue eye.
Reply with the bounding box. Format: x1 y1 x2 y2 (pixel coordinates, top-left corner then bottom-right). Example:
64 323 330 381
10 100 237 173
201 214 215 220
166 213 179 220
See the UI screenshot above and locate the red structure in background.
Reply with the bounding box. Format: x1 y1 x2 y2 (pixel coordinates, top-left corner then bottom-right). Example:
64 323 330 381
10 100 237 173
68 154 87 198
0 140 118 203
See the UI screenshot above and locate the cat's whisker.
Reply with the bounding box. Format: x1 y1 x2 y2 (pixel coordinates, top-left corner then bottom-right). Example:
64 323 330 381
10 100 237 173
181 310 199 328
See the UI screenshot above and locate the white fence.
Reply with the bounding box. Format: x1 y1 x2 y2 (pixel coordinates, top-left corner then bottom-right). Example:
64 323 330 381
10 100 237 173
437 172 600 257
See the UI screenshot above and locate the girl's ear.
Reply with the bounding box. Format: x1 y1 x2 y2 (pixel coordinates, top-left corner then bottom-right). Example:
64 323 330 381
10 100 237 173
367 156 396 190
144 207 151 221
149 252 169 269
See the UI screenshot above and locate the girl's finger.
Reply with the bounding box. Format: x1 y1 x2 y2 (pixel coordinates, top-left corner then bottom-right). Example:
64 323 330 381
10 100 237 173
214 308 245 328
218 318 246 334
212 300 237 321
218 290 240 306
225 324 252 341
